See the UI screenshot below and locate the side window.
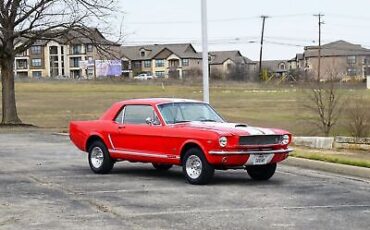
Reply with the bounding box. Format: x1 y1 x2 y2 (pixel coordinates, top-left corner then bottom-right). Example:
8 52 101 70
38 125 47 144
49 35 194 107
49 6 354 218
114 108 124 123
123 105 160 125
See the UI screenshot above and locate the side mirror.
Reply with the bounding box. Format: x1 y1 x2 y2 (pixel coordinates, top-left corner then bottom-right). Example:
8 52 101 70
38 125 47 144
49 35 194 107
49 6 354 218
145 117 153 125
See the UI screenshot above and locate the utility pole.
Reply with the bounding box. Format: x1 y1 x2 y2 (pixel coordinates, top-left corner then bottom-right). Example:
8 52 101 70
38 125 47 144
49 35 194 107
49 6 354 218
201 0 209 103
314 13 324 81
258 16 268 79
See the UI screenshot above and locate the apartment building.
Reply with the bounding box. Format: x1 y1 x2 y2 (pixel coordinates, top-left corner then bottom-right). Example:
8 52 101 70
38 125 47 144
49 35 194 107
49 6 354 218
208 50 257 80
14 28 120 79
259 60 289 78
120 43 202 79
289 40 370 80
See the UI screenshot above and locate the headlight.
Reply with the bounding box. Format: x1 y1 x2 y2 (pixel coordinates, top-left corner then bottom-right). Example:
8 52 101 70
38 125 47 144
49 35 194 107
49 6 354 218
281 135 290 145
219 136 227 147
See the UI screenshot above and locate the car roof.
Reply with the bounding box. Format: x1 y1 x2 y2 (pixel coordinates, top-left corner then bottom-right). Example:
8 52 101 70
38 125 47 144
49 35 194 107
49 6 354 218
116 98 203 106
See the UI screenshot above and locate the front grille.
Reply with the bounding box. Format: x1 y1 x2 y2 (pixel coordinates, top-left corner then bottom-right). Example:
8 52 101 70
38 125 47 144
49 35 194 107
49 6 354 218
239 135 282 146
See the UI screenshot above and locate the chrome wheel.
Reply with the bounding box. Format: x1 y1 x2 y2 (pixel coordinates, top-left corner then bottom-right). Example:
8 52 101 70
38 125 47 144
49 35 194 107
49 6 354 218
186 155 203 179
90 146 104 169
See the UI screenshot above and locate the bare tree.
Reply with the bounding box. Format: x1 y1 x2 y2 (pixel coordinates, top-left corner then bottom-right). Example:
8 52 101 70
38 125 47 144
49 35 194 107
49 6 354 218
347 98 370 138
303 71 343 136
0 0 121 125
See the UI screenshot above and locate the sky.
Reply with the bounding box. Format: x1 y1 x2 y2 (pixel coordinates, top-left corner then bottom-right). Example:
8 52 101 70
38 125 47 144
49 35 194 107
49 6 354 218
115 0 370 60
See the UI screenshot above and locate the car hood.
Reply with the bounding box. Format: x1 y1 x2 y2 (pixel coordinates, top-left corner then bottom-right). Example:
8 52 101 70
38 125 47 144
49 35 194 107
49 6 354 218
174 122 288 136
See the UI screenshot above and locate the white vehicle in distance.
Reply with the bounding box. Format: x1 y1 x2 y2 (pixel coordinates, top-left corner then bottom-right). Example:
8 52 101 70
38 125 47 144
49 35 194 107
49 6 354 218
133 73 157 80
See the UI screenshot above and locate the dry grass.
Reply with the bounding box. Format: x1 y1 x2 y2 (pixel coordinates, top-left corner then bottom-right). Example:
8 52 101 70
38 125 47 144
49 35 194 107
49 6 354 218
0 80 369 135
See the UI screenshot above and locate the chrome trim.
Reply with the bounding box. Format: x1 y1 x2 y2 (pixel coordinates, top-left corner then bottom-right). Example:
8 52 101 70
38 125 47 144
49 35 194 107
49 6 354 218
209 148 293 155
107 134 115 150
109 149 180 159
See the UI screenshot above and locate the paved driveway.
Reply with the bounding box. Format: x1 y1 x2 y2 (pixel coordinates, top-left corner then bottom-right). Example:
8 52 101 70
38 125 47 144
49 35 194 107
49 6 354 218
0 132 369 229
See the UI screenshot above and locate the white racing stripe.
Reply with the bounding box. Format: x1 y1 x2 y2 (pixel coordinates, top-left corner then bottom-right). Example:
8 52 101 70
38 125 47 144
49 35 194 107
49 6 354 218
236 126 276 135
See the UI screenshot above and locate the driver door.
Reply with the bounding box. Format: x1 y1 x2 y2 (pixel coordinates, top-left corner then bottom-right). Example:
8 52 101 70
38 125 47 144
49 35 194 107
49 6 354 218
111 104 166 161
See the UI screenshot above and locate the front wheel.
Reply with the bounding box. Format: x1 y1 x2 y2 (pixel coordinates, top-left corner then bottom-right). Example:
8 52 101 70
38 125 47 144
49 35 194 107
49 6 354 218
182 148 214 185
88 141 114 174
246 163 277 181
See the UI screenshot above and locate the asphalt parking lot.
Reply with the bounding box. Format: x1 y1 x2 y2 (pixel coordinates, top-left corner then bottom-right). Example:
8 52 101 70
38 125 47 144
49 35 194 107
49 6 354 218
1 132 370 230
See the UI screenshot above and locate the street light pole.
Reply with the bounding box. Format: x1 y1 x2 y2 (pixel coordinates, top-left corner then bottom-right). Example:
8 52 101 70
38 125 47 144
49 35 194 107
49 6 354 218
201 0 209 103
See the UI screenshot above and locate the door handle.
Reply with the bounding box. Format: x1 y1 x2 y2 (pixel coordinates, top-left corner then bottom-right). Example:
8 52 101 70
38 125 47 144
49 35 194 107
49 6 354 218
118 126 125 129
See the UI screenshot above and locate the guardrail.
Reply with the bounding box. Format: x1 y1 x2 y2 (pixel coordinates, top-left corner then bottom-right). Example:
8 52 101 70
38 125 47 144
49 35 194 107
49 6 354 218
293 136 370 151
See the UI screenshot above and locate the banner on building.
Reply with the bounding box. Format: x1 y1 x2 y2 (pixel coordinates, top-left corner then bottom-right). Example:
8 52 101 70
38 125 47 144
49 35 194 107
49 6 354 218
79 59 95 70
95 60 122 77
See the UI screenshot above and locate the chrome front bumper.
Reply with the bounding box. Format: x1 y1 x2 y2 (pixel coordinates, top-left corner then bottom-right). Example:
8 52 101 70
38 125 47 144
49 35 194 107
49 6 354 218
209 148 293 155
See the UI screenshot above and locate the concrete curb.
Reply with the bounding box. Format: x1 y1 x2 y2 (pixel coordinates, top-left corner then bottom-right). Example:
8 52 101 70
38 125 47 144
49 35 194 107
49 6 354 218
282 157 370 180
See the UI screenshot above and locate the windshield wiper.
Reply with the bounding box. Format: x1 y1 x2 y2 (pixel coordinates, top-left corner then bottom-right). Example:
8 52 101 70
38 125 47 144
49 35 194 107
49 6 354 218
200 119 217 122
174 120 191 124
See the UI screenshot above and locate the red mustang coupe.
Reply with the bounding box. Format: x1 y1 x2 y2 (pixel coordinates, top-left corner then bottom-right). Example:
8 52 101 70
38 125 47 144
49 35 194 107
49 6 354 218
70 98 293 185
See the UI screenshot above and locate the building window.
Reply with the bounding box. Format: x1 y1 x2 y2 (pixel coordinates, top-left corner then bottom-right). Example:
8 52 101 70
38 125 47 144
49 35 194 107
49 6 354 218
182 59 189 66
279 63 286 70
30 46 42 55
155 59 164 67
143 60 151 68
347 56 356 64
16 60 28 69
155 71 165 78
347 67 357 76
31 58 42 67
32 71 42 78
72 45 82 54
49 46 58 55
141 51 145 57
86 44 93 52
133 61 141 69
70 57 81 68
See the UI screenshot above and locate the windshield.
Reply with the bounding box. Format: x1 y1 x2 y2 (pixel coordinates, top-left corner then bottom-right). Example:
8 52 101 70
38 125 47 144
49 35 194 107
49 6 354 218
158 102 224 124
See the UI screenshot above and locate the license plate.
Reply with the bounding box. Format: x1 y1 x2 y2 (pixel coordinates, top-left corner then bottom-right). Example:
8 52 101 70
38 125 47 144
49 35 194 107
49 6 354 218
250 154 273 165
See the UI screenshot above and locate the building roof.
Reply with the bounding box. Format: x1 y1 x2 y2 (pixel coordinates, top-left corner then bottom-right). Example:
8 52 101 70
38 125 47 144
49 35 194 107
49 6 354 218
208 50 246 65
121 43 201 60
296 53 304 60
304 40 370 57
17 27 119 46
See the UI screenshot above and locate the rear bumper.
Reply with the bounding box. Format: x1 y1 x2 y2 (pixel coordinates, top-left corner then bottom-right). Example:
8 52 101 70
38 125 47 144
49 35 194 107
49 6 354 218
209 148 293 155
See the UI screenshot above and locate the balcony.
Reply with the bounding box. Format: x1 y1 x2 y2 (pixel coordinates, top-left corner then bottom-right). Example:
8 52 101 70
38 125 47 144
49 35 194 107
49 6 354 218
15 60 28 70
168 60 180 70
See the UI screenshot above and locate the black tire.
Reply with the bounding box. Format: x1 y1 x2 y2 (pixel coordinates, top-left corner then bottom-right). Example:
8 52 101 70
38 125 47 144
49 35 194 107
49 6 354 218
88 141 114 174
152 163 173 171
246 163 277 181
182 148 214 185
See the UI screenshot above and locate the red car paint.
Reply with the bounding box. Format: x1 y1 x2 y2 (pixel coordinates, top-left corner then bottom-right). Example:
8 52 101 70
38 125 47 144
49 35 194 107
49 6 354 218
69 98 292 168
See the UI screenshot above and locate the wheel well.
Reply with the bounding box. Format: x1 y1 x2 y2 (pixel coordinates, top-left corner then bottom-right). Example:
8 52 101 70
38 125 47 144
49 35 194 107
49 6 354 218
180 142 202 164
85 135 104 152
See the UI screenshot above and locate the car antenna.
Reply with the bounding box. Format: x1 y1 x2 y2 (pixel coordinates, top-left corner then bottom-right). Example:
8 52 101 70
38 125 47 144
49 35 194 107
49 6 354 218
172 96 176 124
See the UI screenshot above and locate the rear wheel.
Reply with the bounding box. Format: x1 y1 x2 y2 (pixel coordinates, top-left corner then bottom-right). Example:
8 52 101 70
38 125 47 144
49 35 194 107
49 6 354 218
246 163 277 181
182 148 214 185
88 141 114 174
152 163 173 171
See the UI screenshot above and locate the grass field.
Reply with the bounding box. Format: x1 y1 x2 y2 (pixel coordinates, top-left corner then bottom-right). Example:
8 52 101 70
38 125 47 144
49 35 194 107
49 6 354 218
1 80 369 135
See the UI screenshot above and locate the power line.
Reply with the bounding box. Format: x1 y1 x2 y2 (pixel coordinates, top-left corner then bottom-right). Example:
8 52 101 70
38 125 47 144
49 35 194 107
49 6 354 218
126 13 314 25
